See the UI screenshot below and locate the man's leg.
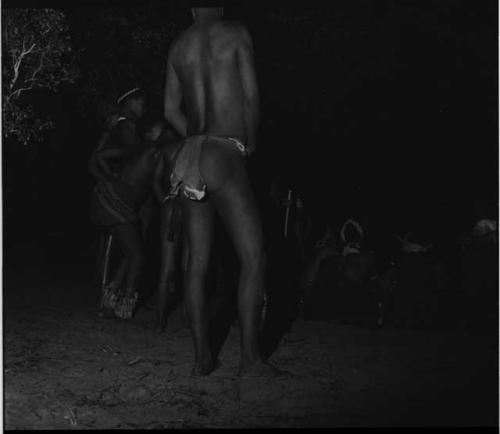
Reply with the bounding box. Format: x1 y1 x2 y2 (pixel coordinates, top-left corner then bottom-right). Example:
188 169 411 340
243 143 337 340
157 236 180 332
211 171 268 375
180 196 215 375
112 224 145 321
156 201 177 331
113 224 145 296
113 258 129 288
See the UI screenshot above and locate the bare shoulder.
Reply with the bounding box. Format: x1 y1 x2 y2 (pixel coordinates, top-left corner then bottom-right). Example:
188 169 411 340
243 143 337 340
217 20 251 42
209 21 253 57
167 25 195 61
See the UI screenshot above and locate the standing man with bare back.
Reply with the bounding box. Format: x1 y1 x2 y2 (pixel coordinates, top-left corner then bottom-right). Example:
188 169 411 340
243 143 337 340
161 6 281 377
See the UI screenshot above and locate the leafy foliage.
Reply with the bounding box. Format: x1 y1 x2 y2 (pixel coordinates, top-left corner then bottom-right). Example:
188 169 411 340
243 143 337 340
2 8 78 145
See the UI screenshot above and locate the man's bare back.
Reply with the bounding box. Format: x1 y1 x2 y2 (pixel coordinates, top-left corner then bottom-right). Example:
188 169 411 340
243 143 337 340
165 16 259 152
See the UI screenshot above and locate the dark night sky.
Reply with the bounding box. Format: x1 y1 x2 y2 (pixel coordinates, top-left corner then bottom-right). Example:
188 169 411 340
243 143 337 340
3 0 498 249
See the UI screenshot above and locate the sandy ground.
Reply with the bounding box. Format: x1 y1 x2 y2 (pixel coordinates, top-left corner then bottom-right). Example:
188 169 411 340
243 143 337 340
3 243 499 429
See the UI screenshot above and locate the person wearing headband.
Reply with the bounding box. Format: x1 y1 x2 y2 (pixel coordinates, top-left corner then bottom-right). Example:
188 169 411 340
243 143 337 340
89 88 154 320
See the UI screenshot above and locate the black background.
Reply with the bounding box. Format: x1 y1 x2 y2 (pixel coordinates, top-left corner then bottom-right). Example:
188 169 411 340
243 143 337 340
2 0 498 255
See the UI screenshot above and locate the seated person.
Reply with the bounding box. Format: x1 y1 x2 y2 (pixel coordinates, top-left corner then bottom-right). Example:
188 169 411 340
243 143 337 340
301 218 379 324
460 199 498 332
340 218 364 256
337 218 376 285
470 199 497 245
299 223 341 298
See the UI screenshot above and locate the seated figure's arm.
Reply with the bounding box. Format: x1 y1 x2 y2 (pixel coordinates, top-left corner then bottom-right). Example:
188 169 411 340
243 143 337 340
92 148 124 181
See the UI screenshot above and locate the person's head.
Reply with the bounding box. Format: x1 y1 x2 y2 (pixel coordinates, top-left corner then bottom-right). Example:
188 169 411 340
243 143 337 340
117 88 145 119
340 218 364 248
343 219 363 245
144 120 165 142
191 6 224 22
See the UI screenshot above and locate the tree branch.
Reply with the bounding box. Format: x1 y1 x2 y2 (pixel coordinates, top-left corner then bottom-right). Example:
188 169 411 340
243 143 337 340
10 42 37 90
8 86 34 100
27 50 46 84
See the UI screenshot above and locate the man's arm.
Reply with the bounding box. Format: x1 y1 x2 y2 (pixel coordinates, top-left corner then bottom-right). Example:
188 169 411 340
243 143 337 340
237 27 260 155
164 48 187 138
89 148 124 181
88 154 105 181
88 154 108 181
89 118 133 181
88 131 111 180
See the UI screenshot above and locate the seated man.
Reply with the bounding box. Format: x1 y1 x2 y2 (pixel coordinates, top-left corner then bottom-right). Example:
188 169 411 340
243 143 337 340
89 89 166 319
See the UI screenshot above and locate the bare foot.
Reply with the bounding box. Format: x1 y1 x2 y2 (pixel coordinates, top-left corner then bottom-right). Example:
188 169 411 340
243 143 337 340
238 360 293 379
191 357 221 377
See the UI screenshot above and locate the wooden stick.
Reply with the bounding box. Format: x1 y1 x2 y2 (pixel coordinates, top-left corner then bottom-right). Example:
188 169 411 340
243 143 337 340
100 233 113 308
284 189 293 238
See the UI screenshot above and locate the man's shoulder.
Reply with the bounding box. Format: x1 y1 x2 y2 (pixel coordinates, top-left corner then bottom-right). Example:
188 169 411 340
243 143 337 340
207 21 252 53
216 20 250 38
168 26 195 56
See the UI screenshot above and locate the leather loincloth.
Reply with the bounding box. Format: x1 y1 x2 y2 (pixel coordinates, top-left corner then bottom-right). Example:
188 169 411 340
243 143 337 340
167 135 246 202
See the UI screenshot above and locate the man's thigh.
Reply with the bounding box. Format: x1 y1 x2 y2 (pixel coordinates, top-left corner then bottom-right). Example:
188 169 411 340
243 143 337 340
211 171 264 260
180 196 215 270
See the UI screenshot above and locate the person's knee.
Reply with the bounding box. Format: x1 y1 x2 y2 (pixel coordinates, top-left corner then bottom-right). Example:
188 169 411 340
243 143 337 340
240 246 266 275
